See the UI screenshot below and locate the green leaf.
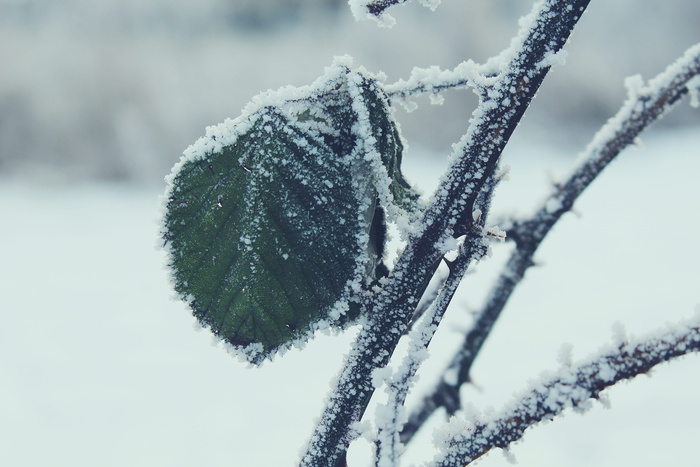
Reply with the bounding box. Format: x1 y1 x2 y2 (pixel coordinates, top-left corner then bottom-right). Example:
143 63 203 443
355 77 420 213
162 61 418 364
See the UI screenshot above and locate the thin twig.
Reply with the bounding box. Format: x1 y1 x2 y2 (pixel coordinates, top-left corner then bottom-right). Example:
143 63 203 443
429 316 700 466
401 42 700 445
375 166 504 464
385 61 481 103
374 220 495 465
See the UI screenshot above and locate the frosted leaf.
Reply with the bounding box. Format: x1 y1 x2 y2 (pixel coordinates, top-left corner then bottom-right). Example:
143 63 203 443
162 61 419 365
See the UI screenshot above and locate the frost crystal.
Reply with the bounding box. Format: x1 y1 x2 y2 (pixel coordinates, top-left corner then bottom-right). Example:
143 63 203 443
429 314 700 466
537 48 568 69
418 0 441 10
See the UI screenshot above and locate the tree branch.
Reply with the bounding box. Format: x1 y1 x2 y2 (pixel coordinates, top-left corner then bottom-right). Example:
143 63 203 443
375 165 505 464
300 1 590 465
384 61 480 104
429 315 700 466
401 41 700 444
374 221 496 465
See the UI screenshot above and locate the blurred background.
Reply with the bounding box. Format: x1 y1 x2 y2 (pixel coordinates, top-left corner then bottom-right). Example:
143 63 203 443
2 2 699 467
1 0 699 183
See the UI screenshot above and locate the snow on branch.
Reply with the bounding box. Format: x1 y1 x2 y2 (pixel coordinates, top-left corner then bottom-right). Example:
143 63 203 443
300 2 589 465
349 0 440 26
429 315 700 467
384 61 486 107
383 30 571 105
508 43 700 250
374 220 497 466
400 41 700 445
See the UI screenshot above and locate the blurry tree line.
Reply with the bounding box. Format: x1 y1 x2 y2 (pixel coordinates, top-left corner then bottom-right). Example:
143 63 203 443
1 0 698 182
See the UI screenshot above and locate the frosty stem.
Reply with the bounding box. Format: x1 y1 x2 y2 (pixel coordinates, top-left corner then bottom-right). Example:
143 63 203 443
400 42 700 445
300 1 590 465
385 62 476 103
374 172 502 465
374 224 491 465
429 319 700 466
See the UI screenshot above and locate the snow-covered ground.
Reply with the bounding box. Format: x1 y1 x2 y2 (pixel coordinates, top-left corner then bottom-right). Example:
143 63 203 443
1 126 698 466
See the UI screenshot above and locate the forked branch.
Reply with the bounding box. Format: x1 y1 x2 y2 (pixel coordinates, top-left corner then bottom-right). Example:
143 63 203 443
300 1 591 465
401 42 700 444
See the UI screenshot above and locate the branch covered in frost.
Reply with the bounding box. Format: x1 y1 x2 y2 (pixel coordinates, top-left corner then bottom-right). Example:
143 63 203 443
429 316 700 466
401 41 700 444
385 61 482 104
300 2 590 465
374 225 491 466
350 0 440 24
511 41 700 255
385 48 517 106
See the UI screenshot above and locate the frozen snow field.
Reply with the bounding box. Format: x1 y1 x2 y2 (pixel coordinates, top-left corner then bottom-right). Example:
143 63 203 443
1 127 699 466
